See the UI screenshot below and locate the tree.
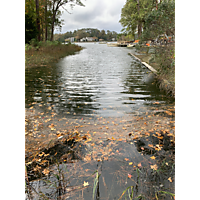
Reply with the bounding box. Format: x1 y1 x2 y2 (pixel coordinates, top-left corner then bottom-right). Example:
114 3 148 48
119 0 155 38
25 0 85 43
142 0 175 40
25 13 38 43
48 0 85 41
35 0 41 41
99 30 106 40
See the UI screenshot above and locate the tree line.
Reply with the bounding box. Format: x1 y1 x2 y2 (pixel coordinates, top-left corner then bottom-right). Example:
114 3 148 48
25 0 84 44
119 0 175 41
54 28 119 42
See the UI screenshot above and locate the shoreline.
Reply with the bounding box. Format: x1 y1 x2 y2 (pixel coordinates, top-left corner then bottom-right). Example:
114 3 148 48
129 48 175 98
25 43 83 69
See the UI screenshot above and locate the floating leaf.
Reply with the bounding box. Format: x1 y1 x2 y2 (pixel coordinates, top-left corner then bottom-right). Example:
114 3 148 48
138 163 142 167
129 162 133 165
150 156 156 160
128 174 132 178
168 177 172 182
83 181 89 187
150 164 158 170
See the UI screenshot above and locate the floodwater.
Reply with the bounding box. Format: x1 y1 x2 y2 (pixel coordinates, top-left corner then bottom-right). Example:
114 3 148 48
25 43 175 200
25 43 174 117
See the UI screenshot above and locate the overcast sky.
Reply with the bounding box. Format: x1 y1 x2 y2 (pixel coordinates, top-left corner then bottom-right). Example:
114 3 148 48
55 0 126 34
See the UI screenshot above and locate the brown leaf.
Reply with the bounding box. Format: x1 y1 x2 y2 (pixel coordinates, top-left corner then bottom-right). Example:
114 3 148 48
150 164 158 170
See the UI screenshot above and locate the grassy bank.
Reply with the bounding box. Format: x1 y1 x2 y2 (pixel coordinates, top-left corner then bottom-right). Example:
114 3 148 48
25 40 83 68
135 44 175 98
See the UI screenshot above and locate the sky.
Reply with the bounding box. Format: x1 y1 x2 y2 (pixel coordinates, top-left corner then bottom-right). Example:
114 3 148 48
55 0 126 34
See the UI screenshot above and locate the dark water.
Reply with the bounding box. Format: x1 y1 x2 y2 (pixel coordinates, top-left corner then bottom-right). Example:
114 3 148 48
25 43 173 118
25 43 175 200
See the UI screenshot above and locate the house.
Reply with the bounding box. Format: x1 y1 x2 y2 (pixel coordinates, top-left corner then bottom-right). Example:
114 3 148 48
65 37 74 43
80 37 98 42
86 37 94 42
80 38 86 42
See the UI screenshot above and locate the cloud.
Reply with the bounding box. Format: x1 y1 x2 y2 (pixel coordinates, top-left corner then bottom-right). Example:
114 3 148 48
55 0 126 33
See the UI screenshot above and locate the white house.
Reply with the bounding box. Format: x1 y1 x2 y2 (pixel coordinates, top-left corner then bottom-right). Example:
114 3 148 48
65 37 74 43
80 38 86 42
86 37 94 42
80 37 97 42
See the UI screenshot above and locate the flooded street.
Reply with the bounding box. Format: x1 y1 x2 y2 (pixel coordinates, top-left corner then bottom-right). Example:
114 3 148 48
25 43 175 200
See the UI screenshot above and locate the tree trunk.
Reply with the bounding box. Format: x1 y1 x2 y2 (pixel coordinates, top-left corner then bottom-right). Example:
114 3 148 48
137 0 142 37
50 13 56 41
35 0 40 41
138 21 142 37
45 0 48 41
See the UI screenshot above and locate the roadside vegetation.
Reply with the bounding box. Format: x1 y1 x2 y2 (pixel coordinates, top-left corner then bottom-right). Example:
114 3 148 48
25 40 82 68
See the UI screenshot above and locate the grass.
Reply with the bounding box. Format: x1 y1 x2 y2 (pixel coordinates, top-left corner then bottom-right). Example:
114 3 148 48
135 44 175 98
25 40 83 68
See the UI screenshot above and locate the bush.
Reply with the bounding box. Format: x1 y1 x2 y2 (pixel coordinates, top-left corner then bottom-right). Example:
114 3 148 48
30 38 38 47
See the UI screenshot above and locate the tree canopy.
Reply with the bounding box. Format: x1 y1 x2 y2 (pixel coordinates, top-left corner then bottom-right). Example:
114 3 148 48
119 0 175 41
25 0 85 43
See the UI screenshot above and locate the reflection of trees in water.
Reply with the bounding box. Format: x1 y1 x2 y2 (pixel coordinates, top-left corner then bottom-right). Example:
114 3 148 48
25 66 100 115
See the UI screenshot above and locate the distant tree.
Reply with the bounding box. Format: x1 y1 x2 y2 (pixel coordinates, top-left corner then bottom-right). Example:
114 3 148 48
99 30 106 40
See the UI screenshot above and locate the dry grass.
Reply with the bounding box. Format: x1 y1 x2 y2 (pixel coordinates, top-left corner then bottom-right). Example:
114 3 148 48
25 43 82 68
135 44 175 97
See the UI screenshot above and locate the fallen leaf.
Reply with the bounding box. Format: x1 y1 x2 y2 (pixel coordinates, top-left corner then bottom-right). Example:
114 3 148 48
42 168 50 175
138 163 142 168
129 162 133 165
165 111 173 115
125 158 129 161
83 181 89 187
128 174 132 179
150 156 156 160
168 177 172 182
150 164 158 170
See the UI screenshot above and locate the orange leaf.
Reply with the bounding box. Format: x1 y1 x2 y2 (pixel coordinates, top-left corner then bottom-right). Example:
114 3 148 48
125 158 129 161
138 163 142 167
128 174 132 178
168 177 172 182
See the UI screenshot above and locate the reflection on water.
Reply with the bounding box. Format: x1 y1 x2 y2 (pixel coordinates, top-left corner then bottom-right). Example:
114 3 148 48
25 43 174 118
